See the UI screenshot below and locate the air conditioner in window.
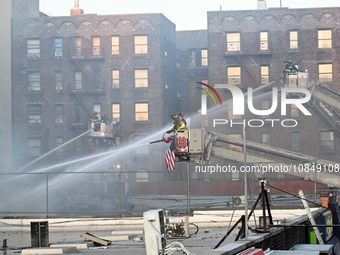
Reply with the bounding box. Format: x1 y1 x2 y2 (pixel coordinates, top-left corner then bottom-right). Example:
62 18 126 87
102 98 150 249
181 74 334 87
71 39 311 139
31 119 41 124
29 53 40 58
188 62 195 68
112 118 120 123
55 119 63 124
55 86 63 91
28 86 41 91
55 52 63 57
112 84 119 89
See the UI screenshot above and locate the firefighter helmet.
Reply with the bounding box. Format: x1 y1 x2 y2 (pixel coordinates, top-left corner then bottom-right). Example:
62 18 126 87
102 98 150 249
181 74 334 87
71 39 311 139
171 113 178 120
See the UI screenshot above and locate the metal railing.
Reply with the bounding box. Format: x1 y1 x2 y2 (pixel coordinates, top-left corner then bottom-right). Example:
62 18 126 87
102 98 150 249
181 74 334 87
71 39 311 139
0 169 321 218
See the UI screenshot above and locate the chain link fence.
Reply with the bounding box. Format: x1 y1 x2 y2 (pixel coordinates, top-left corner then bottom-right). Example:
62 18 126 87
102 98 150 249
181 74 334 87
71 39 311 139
0 163 328 218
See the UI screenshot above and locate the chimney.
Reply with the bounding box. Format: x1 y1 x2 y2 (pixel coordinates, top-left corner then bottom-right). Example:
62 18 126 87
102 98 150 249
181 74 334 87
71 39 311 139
257 0 267 10
70 0 84 16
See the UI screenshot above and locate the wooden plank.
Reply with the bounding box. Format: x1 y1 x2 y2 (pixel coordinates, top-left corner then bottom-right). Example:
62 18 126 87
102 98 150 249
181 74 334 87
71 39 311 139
81 232 111 246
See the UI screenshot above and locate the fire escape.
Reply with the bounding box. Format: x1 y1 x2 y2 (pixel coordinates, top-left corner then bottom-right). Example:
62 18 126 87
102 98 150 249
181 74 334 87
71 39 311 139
224 40 272 86
67 46 106 142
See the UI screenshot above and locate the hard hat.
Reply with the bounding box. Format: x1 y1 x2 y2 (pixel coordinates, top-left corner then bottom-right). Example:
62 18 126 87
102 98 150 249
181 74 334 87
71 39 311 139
171 114 178 120
177 112 184 117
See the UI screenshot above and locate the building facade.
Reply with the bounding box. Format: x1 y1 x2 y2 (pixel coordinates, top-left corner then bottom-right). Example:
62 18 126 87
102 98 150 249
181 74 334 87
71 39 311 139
175 6 340 183
11 5 177 174
8 1 340 196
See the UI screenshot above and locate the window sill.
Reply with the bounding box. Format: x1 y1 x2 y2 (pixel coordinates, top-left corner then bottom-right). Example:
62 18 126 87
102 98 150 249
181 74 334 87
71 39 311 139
133 54 148 57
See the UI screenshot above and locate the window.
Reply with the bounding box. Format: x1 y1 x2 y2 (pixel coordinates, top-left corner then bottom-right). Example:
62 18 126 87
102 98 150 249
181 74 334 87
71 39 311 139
176 50 181 68
260 32 268 51
136 170 149 182
28 138 41 157
28 105 41 123
261 66 269 84
75 138 82 157
112 103 120 122
112 70 120 88
55 105 63 122
74 71 82 90
74 38 82 56
27 39 40 58
262 133 270 145
318 30 332 49
135 103 148 121
111 36 119 55
55 137 64 157
54 38 62 56
75 104 83 123
226 33 240 52
188 49 196 67
135 70 148 88
93 104 101 120
55 71 63 90
291 104 299 117
201 49 208 66
28 72 41 91
320 131 334 151
227 67 241 85
134 35 148 54
92 37 101 56
291 132 300 152
228 102 241 119
290 31 298 50
319 64 333 82
93 69 101 89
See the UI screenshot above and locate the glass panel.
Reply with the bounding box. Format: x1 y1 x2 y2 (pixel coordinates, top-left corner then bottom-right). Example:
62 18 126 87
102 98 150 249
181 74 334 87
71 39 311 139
135 103 148 121
226 33 240 51
111 36 119 55
201 49 208 66
227 67 241 85
55 38 62 52
260 32 268 50
112 104 120 122
290 31 298 49
135 70 148 88
92 37 101 55
134 36 148 54
318 30 332 48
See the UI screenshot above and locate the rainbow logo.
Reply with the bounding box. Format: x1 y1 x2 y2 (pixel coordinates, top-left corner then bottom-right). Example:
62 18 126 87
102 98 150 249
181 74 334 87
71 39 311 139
197 82 222 115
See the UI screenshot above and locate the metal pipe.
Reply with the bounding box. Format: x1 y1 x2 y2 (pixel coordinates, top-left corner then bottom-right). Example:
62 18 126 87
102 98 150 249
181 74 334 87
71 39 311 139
243 127 248 238
187 162 191 215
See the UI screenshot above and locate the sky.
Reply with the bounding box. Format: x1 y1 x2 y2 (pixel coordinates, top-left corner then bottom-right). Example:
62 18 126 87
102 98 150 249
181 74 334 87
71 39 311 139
39 0 339 31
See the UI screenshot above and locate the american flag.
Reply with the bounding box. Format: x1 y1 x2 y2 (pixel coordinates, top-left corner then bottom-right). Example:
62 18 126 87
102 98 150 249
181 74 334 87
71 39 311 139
165 148 176 172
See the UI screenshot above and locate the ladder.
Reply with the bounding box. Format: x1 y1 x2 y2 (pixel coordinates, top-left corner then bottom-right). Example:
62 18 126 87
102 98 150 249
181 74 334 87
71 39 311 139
298 190 324 244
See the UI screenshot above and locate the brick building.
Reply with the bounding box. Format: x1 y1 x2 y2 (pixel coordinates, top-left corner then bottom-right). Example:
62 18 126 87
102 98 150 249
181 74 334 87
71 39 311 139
7 0 340 194
11 2 177 174
176 6 340 182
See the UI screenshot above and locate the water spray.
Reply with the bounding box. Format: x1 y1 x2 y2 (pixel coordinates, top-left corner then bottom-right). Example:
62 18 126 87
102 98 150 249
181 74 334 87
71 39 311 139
18 130 91 172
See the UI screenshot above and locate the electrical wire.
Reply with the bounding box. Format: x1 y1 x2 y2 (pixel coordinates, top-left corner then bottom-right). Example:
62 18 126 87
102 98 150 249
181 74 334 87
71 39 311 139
189 223 199 235
163 241 191 255
266 183 340 215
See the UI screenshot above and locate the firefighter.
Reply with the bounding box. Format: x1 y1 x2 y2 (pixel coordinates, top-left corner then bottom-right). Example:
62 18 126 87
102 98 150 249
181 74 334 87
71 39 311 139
90 112 99 122
166 113 187 153
101 113 108 123
283 60 299 75
177 112 187 128
166 113 186 134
